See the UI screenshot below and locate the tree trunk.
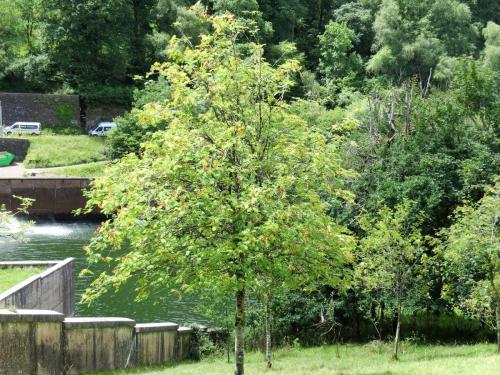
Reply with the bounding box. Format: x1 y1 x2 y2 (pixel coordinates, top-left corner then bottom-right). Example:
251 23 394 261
496 295 500 354
265 295 272 368
235 289 246 375
392 306 401 360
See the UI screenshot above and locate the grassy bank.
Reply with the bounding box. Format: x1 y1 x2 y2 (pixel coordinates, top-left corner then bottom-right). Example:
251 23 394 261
93 343 499 375
0 267 45 293
20 135 107 168
40 161 108 178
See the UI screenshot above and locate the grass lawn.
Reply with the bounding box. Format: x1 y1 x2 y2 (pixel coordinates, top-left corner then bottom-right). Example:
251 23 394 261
0 267 45 293
19 135 108 168
42 161 108 178
92 343 499 375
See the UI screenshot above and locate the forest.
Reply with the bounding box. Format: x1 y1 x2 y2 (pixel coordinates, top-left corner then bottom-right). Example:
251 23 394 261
0 1 499 374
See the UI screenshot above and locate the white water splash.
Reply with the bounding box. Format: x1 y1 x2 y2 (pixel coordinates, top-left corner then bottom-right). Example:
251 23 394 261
2 217 74 237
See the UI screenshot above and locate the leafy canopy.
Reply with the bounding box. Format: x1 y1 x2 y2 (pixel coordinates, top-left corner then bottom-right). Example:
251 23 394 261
82 13 354 304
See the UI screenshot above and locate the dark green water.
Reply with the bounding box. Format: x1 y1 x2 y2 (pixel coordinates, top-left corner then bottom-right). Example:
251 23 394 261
0 219 207 324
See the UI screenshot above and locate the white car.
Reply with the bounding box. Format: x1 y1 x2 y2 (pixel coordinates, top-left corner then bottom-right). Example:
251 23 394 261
3 122 41 136
88 122 117 136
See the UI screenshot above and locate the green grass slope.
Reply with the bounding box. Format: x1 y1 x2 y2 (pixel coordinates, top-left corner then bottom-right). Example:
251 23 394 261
21 135 107 168
94 343 499 375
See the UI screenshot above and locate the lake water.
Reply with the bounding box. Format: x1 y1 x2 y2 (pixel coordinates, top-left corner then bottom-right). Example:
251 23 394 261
0 219 208 324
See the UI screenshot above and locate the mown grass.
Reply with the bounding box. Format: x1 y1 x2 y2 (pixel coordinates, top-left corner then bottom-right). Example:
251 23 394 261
19 135 108 168
46 161 108 178
92 343 499 375
0 267 45 293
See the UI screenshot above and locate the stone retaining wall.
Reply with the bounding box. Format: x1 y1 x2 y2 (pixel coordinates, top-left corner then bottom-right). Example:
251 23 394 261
0 310 195 375
0 259 75 316
0 92 80 128
0 178 94 217
0 138 30 162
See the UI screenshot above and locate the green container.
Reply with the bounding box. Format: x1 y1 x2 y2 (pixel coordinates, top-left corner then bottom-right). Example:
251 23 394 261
0 152 15 167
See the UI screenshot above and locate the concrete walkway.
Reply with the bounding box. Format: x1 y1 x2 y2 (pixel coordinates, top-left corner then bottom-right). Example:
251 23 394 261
0 161 107 178
0 163 26 178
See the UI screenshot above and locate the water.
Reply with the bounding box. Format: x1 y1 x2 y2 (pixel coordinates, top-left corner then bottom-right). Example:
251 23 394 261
0 219 208 324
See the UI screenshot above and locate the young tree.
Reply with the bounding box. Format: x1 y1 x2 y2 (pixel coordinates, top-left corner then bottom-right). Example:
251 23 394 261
82 14 354 375
355 200 426 360
443 181 499 352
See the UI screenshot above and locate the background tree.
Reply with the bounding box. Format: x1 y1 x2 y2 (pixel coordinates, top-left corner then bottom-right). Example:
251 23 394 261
82 14 353 375
368 0 477 81
355 201 427 360
483 22 500 72
42 0 135 95
443 180 500 352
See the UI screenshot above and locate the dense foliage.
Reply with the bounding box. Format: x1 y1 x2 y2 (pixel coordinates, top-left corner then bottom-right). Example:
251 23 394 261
2 0 498 370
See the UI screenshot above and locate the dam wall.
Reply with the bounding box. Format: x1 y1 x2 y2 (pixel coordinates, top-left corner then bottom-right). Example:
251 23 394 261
0 178 94 217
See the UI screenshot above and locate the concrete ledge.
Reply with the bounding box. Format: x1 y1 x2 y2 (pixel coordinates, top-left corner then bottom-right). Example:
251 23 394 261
135 322 179 333
178 327 194 334
64 317 136 329
0 261 58 268
0 309 64 322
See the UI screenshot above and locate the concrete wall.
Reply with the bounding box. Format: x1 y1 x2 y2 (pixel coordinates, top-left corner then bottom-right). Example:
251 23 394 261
0 92 80 128
0 178 93 217
0 310 195 374
0 309 65 375
64 318 136 374
0 259 75 316
0 138 29 162
135 323 179 366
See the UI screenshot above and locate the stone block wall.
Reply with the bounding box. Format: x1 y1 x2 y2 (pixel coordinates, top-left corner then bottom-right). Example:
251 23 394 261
0 93 80 128
85 104 127 130
0 259 75 316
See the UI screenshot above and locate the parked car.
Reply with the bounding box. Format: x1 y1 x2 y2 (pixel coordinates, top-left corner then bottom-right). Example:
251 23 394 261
88 121 117 136
3 122 41 136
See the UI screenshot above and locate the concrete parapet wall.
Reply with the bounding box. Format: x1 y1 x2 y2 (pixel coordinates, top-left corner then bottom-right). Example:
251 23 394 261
177 327 194 361
0 178 93 217
135 322 179 366
64 317 136 374
0 259 75 316
0 310 196 374
0 309 65 375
